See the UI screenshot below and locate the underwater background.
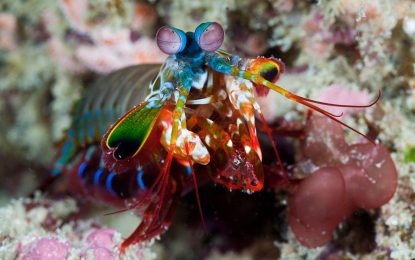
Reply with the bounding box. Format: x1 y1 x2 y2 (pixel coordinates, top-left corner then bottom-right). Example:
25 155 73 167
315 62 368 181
0 0 414 259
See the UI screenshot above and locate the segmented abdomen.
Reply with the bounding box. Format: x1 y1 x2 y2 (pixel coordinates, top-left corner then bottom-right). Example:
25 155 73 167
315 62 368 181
53 64 161 204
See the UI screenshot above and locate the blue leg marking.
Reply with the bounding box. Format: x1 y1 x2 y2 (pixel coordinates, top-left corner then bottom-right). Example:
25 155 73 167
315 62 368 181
51 167 62 176
78 162 88 178
136 169 147 190
93 168 104 185
185 165 192 176
106 171 116 195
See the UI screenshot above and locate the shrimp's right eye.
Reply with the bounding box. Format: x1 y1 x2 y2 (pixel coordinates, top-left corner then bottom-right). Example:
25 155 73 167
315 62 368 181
156 26 187 55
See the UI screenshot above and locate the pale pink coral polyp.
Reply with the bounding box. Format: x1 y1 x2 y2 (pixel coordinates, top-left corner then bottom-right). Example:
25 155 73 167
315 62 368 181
86 247 115 260
58 0 167 74
317 85 372 117
0 13 17 50
21 238 70 260
75 36 167 74
86 228 115 249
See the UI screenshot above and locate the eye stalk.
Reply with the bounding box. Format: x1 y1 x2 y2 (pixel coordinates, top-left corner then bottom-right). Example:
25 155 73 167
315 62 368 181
195 22 224 52
156 26 187 55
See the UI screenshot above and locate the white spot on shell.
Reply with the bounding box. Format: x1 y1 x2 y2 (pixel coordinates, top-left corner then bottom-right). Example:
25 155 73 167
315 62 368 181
192 71 208 90
244 145 251 154
204 135 211 145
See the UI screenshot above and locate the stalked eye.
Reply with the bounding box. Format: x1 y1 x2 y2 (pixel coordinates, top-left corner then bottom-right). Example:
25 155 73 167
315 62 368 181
156 26 187 55
246 57 285 97
195 22 224 52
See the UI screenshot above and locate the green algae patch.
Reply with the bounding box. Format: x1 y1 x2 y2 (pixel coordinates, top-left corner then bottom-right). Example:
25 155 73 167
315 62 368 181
404 146 415 163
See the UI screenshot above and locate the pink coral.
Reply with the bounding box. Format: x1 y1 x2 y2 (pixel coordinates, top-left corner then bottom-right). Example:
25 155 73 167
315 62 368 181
58 0 166 74
85 247 115 260
86 228 115 249
317 85 372 117
272 0 294 12
20 238 70 260
47 37 87 74
0 13 17 50
81 228 117 259
4 197 153 259
75 35 166 74
58 0 90 33
302 11 356 59
131 2 158 32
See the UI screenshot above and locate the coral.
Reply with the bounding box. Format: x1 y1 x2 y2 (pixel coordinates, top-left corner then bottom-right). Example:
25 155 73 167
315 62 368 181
20 238 70 260
0 0 83 170
317 84 371 116
289 115 397 247
0 13 17 50
0 196 156 260
59 0 167 74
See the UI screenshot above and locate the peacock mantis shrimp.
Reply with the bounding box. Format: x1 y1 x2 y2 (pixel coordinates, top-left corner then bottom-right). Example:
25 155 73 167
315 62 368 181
52 22 382 251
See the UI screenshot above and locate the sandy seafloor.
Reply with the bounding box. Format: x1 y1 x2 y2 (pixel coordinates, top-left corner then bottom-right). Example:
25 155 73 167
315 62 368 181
0 0 415 259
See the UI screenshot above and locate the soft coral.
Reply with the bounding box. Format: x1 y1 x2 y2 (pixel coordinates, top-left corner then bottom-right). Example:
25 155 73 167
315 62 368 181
288 114 397 247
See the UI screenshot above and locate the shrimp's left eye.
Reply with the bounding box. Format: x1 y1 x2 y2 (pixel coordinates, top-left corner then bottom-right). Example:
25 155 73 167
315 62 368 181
195 22 224 52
